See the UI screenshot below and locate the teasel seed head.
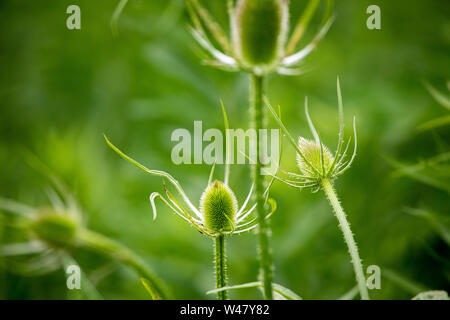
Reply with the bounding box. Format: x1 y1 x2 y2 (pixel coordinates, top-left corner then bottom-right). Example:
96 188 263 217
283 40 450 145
233 0 289 72
30 207 78 248
200 181 238 234
265 78 358 191
297 138 334 180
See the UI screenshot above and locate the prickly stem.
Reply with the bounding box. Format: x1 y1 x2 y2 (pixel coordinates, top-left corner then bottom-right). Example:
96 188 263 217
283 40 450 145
250 74 273 299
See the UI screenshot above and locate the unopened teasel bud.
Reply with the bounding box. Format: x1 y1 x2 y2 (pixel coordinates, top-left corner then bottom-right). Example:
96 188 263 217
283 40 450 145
200 181 238 234
297 138 334 179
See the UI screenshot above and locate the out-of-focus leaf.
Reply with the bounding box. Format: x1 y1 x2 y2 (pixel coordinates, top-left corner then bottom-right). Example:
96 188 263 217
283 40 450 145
88 262 119 286
412 290 449 300
0 241 46 256
338 285 359 300
418 115 450 131
111 0 129 37
207 281 302 300
404 207 450 246
207 281 260 294
385 155 450 193
423 81 450 111
0 198 34 217
382 268 428 295
272 283 303 300
141 277 161 300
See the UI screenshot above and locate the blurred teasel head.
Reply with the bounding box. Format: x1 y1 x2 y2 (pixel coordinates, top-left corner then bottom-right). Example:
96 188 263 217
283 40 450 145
188 0 334 76
0 182 83 275
29 207 79 248
232 0 289 72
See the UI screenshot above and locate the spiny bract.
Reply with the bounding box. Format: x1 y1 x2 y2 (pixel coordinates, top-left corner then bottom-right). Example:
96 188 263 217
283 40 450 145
200 181 238 233
234 0 288 68
297 138 334 180
265 78 358 190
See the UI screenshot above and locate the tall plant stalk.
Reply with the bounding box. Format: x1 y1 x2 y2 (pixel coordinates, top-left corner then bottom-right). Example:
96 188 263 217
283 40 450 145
321 179 369 300
186 0 333 299
78 229 169 300
214 235 228 300
250 74 273 300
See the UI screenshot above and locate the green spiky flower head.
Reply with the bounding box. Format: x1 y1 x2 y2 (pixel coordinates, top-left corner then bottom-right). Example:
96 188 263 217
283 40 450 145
30 207 78 248
297 138 334 181
200 181 238 234
233 0 289 72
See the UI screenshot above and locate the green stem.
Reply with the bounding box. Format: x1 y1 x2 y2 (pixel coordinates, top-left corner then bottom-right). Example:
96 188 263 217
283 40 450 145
214 235 228 300
77 229 170 300
250 73 273 300
321 179 370 300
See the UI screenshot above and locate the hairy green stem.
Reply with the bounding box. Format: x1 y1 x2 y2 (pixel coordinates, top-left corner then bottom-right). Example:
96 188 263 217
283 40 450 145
250 74 273 300
77 229 169 300
321 179 370 300
214 235 228 300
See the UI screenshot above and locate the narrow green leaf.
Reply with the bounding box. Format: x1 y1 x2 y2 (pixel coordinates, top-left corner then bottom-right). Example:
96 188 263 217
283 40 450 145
111 0 129 37
338 285 359 300
207 281 261 295
0 241 46 257
404 207 450 246
412 290 449 300
272 283 302 300
384 155 450 193
321 0 335 25
423 81 450 110
141 277 161 300
382 267 428 295
418 115 450 131
207 281 302 300
0 198 34 217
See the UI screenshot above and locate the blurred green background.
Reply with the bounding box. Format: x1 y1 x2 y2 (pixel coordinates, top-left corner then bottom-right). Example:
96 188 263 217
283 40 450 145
0 0 449 299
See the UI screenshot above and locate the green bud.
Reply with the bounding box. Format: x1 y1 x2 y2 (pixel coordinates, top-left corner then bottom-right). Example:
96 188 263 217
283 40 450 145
297 138 334 179
30 208 77 247
200 181 238 234
234 0 288 70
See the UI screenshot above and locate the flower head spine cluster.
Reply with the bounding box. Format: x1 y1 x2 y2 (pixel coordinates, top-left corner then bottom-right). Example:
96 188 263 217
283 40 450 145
265 77 357 191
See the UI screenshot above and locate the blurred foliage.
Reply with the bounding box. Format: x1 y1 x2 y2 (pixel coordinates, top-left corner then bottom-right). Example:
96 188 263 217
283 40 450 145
0 0 449 299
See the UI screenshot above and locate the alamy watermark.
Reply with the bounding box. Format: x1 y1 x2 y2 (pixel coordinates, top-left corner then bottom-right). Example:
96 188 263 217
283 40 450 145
171 121 280 175
366 265 381 290
66 264 81 290
366 5 381 30
66 5 81 30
